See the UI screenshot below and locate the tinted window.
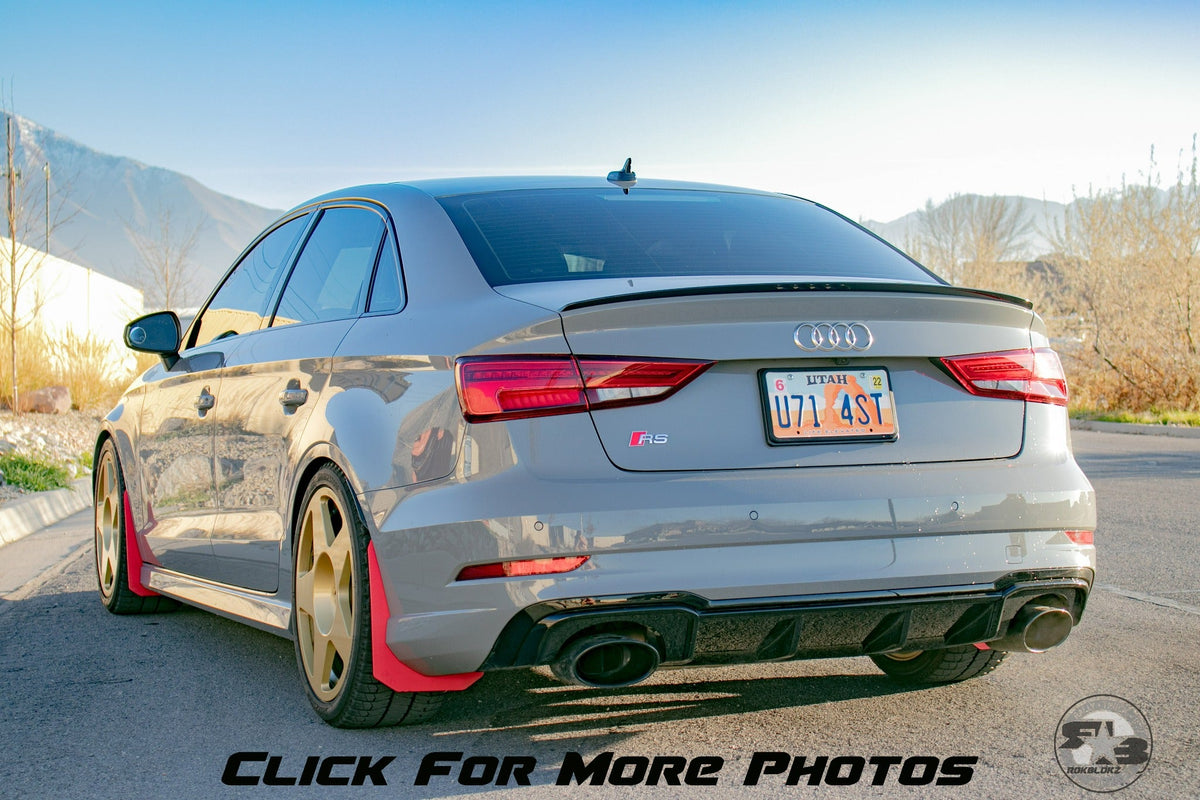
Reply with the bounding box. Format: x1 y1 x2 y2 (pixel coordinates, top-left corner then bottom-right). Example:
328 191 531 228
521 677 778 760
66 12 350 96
193 214 309 347
438 188 938 286
367 237 402 313
273 207 384 327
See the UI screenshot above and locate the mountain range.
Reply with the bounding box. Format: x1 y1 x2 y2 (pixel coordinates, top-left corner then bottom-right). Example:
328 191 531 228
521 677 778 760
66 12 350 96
2 113 280 306
4 113 1093 304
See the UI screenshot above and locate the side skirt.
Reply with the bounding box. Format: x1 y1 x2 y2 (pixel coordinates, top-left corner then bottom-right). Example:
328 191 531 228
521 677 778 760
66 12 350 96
144 565 293 637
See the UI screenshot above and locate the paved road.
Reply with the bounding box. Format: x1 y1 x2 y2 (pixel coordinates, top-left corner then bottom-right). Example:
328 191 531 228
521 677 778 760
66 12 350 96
1 429 1197 799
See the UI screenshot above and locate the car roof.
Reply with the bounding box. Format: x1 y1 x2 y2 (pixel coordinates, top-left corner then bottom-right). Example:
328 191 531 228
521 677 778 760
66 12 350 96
296 176 800 209
401 175 789 198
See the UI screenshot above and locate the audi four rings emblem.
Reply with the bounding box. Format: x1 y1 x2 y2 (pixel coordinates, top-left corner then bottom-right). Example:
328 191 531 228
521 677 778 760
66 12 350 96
793 322 873 351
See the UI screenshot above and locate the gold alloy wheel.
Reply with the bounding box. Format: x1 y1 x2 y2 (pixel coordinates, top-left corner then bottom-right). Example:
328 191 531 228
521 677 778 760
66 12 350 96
94 447 122 598
295 486 356 702
882 650 923 662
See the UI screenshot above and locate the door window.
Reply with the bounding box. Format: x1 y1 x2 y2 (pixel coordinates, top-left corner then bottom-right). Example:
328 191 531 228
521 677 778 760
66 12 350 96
192 214 310 347
272 207 385 327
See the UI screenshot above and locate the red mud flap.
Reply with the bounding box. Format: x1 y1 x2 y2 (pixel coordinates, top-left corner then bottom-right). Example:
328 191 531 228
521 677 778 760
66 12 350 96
123 492 159 598
367 542 482 693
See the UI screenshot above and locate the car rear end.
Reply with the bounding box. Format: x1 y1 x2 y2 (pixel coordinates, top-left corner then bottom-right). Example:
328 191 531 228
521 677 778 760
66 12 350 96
366 181 1096 685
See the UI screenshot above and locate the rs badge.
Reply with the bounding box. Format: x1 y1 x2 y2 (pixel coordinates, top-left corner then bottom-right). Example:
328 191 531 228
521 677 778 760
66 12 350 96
629 432 669 447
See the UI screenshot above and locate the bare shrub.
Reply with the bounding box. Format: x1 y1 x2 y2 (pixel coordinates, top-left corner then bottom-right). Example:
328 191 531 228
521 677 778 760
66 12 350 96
125 206 204 311
1048 143 1200 411
54 329 135 411
912 194 1032 286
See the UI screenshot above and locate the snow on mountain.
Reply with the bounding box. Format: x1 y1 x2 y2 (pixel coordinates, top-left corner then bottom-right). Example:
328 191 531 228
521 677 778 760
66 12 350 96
3 113 281 305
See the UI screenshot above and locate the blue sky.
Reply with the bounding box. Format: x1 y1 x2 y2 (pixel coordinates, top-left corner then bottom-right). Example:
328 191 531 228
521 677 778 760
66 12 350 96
3 0 1199 220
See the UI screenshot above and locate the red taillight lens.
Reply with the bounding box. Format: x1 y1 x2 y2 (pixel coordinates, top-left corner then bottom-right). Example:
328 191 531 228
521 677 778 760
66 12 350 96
456 357 586 422
940 348 1068 406
1064 529 1094 545
456 355 711 422
455 556 590 581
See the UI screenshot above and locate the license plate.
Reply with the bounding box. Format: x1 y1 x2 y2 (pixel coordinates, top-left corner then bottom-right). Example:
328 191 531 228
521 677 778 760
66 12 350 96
761 367 898 443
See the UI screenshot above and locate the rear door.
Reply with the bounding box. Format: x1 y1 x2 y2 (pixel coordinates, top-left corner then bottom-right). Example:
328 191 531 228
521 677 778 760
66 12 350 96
209 204 395 591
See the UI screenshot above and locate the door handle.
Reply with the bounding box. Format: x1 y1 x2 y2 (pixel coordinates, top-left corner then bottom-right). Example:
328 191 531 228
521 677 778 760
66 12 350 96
194 388 215 416
278 387 309 409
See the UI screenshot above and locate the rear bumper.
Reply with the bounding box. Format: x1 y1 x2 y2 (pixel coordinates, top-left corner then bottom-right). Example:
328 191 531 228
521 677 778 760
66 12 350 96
482 568 1093 670
363 407 1095 675
371 525 1095 675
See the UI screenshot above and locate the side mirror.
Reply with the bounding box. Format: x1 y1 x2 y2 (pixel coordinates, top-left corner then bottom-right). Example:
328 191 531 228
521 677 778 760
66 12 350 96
124 311 182 369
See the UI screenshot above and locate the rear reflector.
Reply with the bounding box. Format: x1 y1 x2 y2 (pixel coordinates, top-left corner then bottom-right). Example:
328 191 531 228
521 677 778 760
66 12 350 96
456 355 711 422
456 556 590 581
940 347 1068 406
1064 529 1094 545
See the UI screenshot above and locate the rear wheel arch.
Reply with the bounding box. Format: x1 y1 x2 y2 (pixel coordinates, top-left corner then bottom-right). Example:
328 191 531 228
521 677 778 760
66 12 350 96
287 447 374 561
91 431 114 484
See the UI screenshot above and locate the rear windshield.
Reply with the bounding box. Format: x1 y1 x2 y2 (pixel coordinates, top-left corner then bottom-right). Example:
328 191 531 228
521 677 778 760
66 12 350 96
437 188 938 286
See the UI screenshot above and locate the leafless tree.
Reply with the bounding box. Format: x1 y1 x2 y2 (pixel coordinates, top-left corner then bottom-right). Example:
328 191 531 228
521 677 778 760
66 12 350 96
2 109 74 414
914 194 1031 286
125 206 205 311
912 195 969 282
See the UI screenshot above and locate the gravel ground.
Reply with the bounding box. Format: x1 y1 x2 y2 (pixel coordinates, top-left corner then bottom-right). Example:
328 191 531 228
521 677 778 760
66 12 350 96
0 410 101 506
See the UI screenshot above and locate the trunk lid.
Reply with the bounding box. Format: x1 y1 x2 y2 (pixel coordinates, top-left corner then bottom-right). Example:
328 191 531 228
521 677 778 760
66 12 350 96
553 286 1035 471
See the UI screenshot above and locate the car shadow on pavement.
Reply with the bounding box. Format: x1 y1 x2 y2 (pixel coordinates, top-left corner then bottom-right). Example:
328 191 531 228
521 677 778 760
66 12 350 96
429 666 923 746
4 581 931 742
3 576 987 797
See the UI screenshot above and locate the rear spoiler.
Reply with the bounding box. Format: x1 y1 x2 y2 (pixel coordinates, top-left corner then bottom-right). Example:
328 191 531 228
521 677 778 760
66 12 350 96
560 281 1033 312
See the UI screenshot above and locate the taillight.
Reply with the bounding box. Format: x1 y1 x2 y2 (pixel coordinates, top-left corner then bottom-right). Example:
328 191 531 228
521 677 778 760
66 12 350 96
456 355 711 422
456 556 590 581
940 348 1068 406
1064 529 1094 545
456 357 586 422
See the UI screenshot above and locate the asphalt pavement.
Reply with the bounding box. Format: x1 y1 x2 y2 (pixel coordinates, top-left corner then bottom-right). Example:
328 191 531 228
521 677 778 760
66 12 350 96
1 428 1197 799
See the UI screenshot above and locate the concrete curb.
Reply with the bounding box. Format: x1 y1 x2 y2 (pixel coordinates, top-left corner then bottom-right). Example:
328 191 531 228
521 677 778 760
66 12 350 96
0 477 91 549
1070 419 1200 439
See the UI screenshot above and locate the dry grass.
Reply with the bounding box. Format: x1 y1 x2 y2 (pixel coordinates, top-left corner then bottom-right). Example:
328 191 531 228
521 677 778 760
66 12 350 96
0 324 144 412
54 329 137 411
1072 408 1200 426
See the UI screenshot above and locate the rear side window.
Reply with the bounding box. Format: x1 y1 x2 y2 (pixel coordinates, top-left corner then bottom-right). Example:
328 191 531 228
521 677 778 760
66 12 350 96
273 207 385 327
367 238 403 313
438 188 937 286
192 214 309 347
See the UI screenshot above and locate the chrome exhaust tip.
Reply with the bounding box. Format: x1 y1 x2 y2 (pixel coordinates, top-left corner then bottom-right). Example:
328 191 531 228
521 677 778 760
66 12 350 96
551 632 661 688
990 603 1074 653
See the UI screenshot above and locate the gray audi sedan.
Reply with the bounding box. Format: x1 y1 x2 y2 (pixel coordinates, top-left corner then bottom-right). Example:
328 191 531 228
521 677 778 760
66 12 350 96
94 167 1096 727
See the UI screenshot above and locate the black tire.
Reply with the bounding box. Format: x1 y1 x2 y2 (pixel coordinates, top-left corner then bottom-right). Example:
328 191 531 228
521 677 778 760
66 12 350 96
291 464 443 728
93 439 178 614
869 645 1008 684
